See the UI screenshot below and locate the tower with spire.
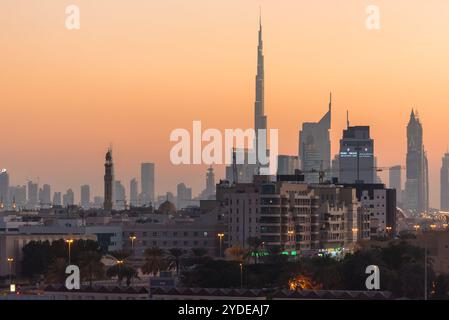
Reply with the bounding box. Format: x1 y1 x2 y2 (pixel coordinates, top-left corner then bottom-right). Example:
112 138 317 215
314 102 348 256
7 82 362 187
103 147 114 212
254 10 267 169
404 109 429 213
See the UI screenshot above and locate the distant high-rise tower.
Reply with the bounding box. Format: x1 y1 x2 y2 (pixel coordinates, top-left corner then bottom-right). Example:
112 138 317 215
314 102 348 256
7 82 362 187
440 153 449 210
277 155 300 175
177 183 192 209
389 166 402 205
206 166 215 196
404 110 428 213
81 185 90 209
53 192 62 206
63 189 74 207
299 93 332 183
339 125 374 184
140 163 155 206
103 148 114 211
254 12 268 170
27 180 38 209
38 184 51 208
114 180 126 210
0 169 10 207
130 178 138 207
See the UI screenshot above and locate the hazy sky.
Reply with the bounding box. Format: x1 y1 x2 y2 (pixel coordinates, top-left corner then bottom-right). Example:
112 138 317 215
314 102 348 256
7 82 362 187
1 0 449 207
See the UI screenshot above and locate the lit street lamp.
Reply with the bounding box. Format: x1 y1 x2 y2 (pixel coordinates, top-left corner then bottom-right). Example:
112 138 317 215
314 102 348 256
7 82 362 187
217 233 224 257
65 239 74 265
239 263 243 289
129 235 137 251
7 257 14 285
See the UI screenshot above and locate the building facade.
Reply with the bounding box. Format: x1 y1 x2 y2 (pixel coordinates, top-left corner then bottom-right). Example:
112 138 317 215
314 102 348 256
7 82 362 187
299 94 331 183
339 125 374 184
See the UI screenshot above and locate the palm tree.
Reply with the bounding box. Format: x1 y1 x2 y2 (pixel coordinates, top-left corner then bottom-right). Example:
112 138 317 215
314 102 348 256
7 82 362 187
110 250 131 262
108 250 132 285
246 237 264 264
166 248 185 276
106 264 138 286
141 247 167 276
78 250 105 287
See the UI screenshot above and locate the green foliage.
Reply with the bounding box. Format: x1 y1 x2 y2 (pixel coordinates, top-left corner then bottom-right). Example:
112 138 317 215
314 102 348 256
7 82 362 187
180 241 441 299
21 239 105 285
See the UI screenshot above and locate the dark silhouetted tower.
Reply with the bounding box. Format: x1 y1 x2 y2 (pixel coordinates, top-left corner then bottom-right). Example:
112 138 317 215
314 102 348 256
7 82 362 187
103 148 114 211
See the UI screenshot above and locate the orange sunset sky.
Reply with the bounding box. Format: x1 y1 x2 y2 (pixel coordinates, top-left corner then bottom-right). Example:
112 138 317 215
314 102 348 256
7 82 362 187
1 0 449 208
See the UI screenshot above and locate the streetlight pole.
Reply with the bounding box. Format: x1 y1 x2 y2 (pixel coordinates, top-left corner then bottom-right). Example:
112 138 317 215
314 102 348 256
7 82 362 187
65 239 74 265
239 263 243 289
130 235 137 252
116 260 124 285
217 233 224 258
7 257 14 285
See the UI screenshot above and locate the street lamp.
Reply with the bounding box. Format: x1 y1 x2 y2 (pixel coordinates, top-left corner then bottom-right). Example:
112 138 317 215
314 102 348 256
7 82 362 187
65 239 74 265
7 257 14 285
239 263 243 289
129 235 137 250
217 233 224 258
430 224 437 230
414 224 420 235
116 259 124 284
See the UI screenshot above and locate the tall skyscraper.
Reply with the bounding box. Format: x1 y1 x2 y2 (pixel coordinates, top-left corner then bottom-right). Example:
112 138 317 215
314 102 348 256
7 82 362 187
130 178 138 207
254 13 267 170
27 180 38 209
277 155 300 175
339 125 374 184
404 110 429 213
440 153 449 211
38 184 51 207
114 180 126 210
9 185 26 209
81 184 90 209
63 188 74 207
140 163 155 206
177 183 192 209
53 192 62 206
0 169 10 207
103 148 114 211
206 166 215 194
389 165 402 205
299 94 332 183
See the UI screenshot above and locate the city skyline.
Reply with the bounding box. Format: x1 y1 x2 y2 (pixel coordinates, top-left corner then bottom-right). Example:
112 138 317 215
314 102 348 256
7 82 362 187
2 1 449 207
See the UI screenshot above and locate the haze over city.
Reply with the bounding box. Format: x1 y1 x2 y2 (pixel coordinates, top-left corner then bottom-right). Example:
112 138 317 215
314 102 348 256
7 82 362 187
2 0 449 207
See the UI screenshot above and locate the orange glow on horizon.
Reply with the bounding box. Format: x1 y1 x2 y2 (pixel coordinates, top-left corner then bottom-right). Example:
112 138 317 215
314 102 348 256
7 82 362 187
1 0 449 207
